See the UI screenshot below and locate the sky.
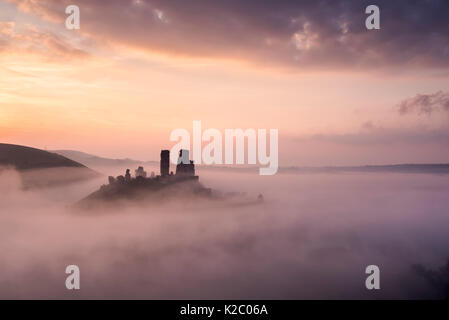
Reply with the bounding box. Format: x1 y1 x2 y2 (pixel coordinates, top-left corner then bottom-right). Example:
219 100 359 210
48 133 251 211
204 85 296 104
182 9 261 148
0 0 449 166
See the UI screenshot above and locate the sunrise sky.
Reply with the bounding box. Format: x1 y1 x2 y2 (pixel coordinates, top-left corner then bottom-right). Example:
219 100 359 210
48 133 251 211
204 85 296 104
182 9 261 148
1 0 448 165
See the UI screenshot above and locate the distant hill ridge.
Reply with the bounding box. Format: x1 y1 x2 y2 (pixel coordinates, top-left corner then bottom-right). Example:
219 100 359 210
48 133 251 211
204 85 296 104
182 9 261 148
280 163 449 174
52 149 157 168
53 149 449 175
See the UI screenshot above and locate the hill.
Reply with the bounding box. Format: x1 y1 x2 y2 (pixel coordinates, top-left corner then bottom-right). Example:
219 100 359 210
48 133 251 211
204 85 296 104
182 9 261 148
0 143 89 170
52 150 156 168
0 143 100 188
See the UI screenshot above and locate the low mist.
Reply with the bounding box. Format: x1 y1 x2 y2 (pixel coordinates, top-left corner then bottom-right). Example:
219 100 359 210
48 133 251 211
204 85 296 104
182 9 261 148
0 166 448 299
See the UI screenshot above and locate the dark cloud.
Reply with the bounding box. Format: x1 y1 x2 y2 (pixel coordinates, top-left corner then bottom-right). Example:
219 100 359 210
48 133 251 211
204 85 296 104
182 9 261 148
398 91 449 116
6 0 449 70
411 259 449 298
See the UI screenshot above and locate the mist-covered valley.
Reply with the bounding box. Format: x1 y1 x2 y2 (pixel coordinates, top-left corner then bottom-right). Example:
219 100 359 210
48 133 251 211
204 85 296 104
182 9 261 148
0 166 448 299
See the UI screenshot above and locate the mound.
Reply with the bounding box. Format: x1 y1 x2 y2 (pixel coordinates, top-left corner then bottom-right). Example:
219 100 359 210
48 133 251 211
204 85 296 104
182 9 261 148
0 143 100 188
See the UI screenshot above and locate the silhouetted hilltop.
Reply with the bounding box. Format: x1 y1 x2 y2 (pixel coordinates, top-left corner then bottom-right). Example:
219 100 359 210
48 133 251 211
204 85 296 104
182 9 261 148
0 143 100 188
0 144 89 170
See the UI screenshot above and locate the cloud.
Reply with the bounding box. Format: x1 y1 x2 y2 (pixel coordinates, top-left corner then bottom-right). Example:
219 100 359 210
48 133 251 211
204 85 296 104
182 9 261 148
398 91 449 116
0 21 15 36
5 0 449 70
295 128 449 146
294 90 449 148
0 21 89 61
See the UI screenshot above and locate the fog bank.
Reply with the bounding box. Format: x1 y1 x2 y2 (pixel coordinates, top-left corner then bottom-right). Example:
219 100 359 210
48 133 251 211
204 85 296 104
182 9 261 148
0 167 448 299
